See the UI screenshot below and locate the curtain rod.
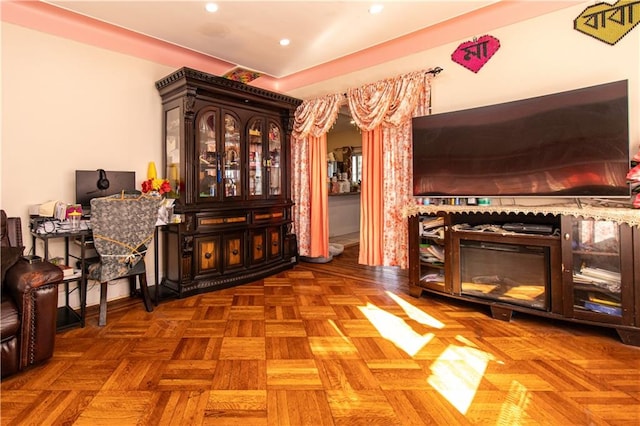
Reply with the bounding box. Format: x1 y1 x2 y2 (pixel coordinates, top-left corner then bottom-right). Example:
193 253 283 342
342 66 443 97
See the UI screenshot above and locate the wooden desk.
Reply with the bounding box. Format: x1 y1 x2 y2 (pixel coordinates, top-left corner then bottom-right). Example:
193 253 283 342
31 229 92 330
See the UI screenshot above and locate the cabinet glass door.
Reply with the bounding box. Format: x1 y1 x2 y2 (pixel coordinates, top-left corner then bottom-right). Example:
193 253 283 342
267 122 282 196
569 219 622 319
165 107 181 199
197 109 219 199
419 215 446 292
224 113 241 198
248 118 263 197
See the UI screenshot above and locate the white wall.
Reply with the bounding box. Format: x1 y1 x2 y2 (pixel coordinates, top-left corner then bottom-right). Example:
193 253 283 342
1 22 173 307
328 194 360 237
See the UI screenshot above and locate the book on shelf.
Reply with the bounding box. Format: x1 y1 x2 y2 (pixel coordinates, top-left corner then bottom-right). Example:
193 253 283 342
420 226 445 239
587 293 621 307
574 266 621 293
422 273 445 283
421 216 444 230
423 245 444 261
583 301 621 316
57 264 81 279
58 264 74 277
580 266 620 282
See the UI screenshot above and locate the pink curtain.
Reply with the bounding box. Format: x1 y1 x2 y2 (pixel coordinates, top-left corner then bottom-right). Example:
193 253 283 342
347 70 433 267
309 134 328 257
358 127 384 265
292 94 344 258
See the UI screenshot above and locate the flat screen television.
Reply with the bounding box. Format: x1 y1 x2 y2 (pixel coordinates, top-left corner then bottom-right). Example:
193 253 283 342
412 80 630 198
75 170 136 214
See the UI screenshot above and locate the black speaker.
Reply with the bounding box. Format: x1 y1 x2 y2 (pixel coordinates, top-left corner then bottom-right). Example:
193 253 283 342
97 169 110 190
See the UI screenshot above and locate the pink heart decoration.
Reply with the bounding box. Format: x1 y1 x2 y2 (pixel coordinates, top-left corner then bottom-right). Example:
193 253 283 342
451 35 501 73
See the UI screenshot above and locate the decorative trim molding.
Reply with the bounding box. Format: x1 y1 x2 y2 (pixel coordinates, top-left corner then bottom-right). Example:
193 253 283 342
155 68 302 108
404 204 640 227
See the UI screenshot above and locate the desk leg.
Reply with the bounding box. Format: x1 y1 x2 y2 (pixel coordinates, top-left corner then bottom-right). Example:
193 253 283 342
79 235 87 327
154 226 160 306
80 276 87 327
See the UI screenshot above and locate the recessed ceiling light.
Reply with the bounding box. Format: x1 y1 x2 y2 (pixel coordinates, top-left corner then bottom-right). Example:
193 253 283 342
369 4 384 14
205 3 218 13
279 38 290 46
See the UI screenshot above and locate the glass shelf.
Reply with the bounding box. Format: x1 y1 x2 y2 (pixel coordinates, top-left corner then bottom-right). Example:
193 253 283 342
224 114 241 198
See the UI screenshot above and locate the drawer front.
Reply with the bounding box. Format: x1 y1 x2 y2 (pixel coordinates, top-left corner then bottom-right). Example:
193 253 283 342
195 235 221 276
253 209 285 224
198 213 248 229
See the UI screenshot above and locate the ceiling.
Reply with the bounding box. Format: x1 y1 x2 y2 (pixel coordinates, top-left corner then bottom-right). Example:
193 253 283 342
44 0 501 79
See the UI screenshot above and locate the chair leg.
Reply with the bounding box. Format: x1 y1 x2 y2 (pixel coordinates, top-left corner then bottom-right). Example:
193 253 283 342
128 276 137 297
99 281 108 326
138 273 154 313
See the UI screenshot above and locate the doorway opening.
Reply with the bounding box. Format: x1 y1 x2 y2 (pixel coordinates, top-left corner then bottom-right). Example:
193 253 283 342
327 107 361 248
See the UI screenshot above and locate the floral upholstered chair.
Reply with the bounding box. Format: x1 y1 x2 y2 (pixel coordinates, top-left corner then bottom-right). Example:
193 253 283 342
88 193 161 326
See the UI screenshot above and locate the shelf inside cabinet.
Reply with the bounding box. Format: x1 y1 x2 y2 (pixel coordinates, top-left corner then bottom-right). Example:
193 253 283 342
573 250 619 257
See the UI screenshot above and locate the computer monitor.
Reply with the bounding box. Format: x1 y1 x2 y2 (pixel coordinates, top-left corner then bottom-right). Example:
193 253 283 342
75 170 136 215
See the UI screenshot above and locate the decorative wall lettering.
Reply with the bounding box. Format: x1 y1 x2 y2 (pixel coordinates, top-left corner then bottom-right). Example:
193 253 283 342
574 0 640 45
451 35 500 73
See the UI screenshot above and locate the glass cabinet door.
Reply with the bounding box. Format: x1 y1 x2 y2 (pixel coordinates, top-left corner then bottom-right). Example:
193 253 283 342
267 121 282 196
418 215 447 292
248 118 263 197
197 109 219 199
568 219 623 320
224 113 241 198
165 107 181 199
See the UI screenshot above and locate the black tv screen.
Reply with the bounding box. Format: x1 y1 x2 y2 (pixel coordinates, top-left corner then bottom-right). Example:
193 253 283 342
75 170 136 213
412 80 630 198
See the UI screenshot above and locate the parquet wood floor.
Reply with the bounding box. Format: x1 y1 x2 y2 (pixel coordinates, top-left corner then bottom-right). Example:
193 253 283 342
2 246 640 425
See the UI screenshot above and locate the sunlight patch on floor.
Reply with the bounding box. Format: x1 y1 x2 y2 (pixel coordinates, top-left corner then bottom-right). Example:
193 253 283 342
358 303 435 356
427 342 495 415
385 291 445 329
328 319 350 342
496 380 531 425
359 293 500 417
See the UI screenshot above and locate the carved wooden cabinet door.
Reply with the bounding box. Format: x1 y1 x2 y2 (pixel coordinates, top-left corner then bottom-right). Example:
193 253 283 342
224 233 245 271
196 235 221 276
250 229 267 266
267 227 282 260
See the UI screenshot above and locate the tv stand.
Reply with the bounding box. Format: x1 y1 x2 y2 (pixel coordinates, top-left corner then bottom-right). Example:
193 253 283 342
407 205 640 346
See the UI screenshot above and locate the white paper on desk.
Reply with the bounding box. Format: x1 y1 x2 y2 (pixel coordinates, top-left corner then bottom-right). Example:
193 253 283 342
156 198 176 225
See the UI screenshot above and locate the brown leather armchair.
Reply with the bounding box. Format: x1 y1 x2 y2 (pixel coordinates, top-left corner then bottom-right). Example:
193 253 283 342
1 210 62 379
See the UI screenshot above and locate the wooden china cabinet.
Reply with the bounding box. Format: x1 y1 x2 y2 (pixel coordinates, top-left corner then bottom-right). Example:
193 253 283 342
155 67 302 298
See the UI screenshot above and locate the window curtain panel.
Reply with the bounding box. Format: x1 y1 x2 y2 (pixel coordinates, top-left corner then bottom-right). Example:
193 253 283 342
292 93 344 258
347 70 433 267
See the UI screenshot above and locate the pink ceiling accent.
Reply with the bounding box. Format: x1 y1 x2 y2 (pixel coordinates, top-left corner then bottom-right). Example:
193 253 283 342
2 0 578 94
1 1 236 76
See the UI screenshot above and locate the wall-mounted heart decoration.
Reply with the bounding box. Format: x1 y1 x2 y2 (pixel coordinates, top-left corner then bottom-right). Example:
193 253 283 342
451 35 501 73
574 0 640 45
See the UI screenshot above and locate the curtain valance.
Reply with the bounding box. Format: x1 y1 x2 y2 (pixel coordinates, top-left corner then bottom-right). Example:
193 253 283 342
292 93 344 140
347 70 431 131
290 68 439 261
